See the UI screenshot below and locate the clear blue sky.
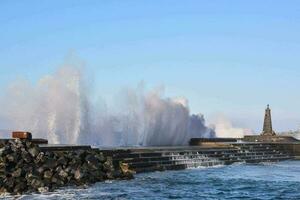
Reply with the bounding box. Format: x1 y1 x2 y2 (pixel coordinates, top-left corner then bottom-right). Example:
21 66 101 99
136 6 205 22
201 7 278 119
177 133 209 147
1 0 300 132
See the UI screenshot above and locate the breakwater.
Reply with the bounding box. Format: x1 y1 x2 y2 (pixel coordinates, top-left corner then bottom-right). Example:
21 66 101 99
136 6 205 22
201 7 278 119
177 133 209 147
0 139 133 195
103 143 294 173
0 136 299 195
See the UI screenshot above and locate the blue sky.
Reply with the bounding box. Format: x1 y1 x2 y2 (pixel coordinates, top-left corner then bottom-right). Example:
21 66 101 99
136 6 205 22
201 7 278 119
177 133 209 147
1 0 300 132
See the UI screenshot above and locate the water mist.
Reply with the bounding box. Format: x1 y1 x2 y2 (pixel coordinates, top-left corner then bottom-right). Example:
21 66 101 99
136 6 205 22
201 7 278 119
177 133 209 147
0 65 245 146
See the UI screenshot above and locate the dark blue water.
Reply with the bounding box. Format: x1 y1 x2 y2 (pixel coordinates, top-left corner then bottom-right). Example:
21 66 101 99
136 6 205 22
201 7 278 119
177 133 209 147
3 161 300 200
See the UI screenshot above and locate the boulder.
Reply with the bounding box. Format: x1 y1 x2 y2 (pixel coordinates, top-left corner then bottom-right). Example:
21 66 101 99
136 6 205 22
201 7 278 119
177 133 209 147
12 168 22 177
57 156 67 166
28 146 40 158
58 168 68 179
0 139 134 195
43 170 53 180
30 178 44 189
74 169 84 180
38 186 49 193
43 158 58 169
22 151 32 163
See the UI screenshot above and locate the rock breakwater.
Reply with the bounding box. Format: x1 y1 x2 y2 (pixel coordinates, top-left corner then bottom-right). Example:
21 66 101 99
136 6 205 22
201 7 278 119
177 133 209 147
0 139 133 195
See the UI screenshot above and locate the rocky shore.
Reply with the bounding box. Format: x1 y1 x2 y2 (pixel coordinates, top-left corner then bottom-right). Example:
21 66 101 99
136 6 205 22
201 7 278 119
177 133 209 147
0 139 133 195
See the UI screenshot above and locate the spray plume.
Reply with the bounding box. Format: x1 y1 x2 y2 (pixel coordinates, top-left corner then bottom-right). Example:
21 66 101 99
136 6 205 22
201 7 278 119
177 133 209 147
0 64 245 146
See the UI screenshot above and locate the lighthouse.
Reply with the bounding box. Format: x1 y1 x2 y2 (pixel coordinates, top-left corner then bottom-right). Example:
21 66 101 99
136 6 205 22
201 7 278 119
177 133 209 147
261 105 276 136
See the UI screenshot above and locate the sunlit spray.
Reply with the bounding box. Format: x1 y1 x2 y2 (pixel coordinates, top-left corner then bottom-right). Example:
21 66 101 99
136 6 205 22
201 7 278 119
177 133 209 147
0 65 246 146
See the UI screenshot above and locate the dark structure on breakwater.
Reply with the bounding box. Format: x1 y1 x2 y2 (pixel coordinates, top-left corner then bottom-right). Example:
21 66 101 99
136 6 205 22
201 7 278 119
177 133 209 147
0 105 299 195
243 105 300 144
262 104 276 136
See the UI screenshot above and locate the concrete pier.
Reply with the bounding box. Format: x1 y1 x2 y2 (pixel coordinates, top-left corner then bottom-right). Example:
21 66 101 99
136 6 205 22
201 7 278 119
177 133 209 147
102 142 295 173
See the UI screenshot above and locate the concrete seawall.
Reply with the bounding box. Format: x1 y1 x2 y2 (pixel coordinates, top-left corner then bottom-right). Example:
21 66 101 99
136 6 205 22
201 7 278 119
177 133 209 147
1 137 299 195
102 143 295 173
278 143 300 159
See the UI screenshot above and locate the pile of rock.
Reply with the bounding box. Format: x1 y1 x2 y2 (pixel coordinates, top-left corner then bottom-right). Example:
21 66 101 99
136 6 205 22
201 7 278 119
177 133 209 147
0 139 133 195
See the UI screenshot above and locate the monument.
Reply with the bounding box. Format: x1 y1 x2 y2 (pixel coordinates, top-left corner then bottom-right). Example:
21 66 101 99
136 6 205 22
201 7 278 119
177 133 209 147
242 105 299 143
261 105 276 136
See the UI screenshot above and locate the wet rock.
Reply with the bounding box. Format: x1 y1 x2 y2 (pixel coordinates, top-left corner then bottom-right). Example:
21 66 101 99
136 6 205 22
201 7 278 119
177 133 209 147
58 168 68 179
13 182 27 195
57 156 67 166
51 173 64 186
35 152 46 164
43 170 53 180
22 151 32 163
105 172 114 179
0 148 5 156
30 178 44 189
103 157 114 172
28 146 40 158
6 154 16 162
95 152 106 163
3 177 14 189
74 169 84 180
90 170 105 182
85 154 99 170
38 186 49 193
0 139 134 195
12 168 22 177
0 187 7 194
25 172 39 183
68 156 81 167
43 158 58 169
0 161 6 172
37 166 45 174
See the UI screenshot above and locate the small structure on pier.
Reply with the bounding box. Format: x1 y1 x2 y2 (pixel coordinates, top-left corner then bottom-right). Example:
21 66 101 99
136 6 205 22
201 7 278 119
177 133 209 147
242 105 299 143
261 105 276 136
191 105 300 144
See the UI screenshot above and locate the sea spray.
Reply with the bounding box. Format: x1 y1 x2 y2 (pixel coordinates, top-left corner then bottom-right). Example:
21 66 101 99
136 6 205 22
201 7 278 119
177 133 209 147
0 65 245 146
0 66 90 145
209 115 250 138
89 86 216 146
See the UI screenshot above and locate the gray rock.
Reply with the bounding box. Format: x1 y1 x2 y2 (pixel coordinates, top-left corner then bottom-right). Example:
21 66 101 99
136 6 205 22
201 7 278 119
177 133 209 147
95 152 106 163
85 154 100 170
103 157 114 172
12 168 22 178
58 169 68 179
3 177 14 189
38 186 49 193
13 181 27 195
57 156 67 166
43 158 58 169
28 147 40 158
43 170 53 179
51 174 64 186
0 187 7 194
6 153 16 162
30 178 44 189
0 139 134 195
37 166 45 174
0 148 5 156
74 169 84 180
22 151 32 163
35 152 46 164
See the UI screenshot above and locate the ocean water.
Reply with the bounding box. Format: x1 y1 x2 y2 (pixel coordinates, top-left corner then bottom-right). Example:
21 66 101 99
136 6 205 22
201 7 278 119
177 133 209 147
3 160 300 200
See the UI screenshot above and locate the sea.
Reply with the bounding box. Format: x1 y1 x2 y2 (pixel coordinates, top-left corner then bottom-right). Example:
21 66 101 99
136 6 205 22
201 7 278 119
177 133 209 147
2 160 300 200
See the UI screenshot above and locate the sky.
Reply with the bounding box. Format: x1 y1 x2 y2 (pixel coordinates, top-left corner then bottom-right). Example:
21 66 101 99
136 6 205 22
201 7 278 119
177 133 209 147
0 0 300 133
